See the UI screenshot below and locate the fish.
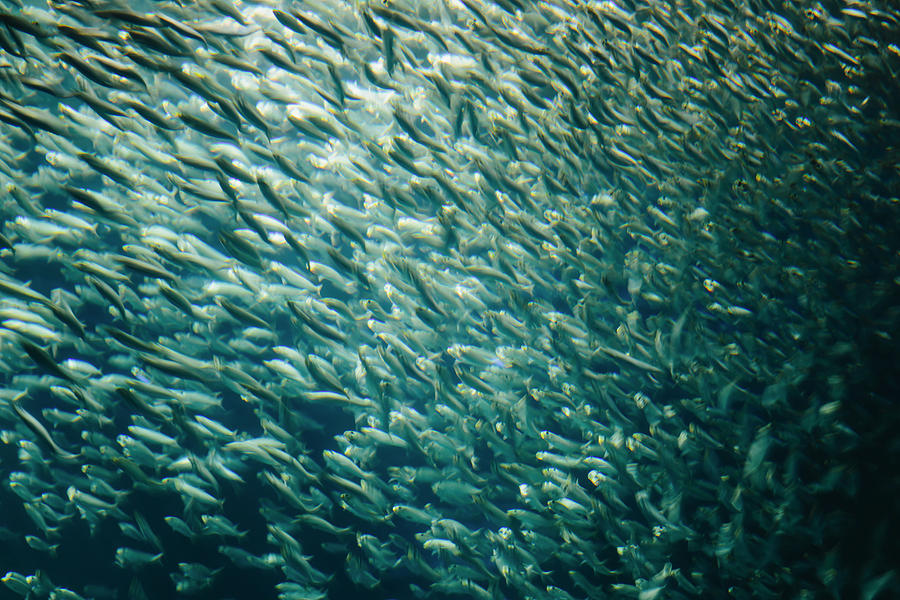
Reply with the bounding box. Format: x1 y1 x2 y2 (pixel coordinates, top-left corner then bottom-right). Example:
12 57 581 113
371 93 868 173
9 392 79 462
0 0 893 598
114 547 163 570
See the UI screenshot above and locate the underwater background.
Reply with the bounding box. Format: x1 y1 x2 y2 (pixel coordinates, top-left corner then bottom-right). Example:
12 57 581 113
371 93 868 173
0 0 898 598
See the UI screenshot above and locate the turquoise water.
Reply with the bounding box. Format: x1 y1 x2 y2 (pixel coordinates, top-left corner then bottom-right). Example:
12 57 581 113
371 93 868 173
0 1 898 599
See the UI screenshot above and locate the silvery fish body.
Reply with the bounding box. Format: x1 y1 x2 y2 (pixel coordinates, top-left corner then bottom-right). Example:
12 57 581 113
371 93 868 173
0 0 896 599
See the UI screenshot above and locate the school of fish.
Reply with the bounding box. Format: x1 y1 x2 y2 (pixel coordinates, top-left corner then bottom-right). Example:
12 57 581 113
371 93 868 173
0 0 898 598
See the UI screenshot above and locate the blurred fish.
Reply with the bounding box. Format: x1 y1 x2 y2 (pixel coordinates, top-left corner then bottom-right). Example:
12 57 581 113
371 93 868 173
0 0 893 599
